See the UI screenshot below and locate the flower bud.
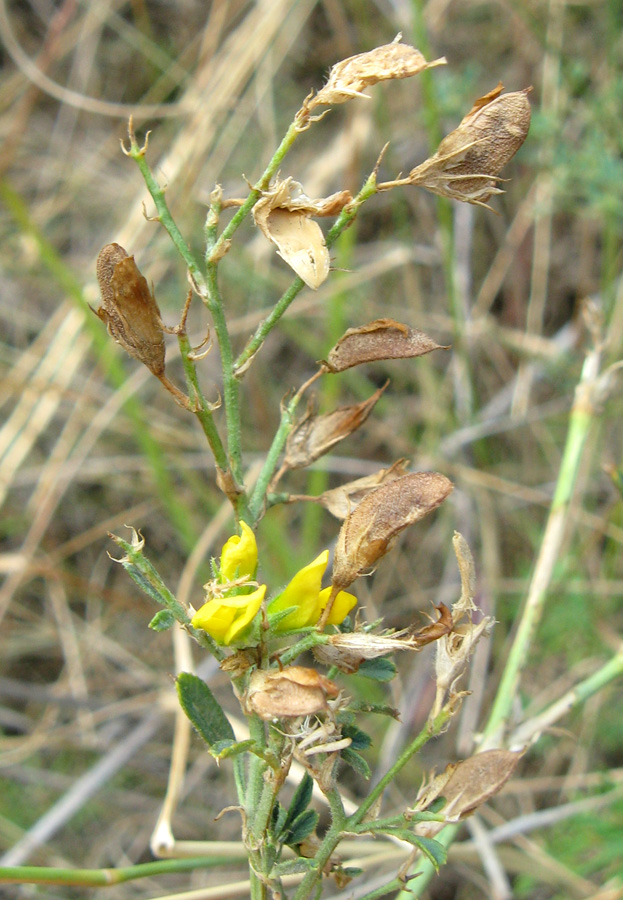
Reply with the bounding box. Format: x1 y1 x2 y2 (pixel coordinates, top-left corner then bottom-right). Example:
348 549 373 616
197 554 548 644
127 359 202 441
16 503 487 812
95 243 165 375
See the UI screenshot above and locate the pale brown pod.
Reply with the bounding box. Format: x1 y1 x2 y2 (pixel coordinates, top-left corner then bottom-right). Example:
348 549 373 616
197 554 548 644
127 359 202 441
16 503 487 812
331 471 454 590
95 243 165 376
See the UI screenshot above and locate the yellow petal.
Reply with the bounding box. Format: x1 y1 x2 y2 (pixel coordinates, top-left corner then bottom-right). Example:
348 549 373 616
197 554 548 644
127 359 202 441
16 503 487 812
192 598 237 642
269 550 329 632
225 585 266 645
317 586 358 625
220 520 257 581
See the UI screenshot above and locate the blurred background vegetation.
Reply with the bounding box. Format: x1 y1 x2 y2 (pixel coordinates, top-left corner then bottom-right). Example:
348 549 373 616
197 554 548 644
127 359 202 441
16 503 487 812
1 0 622 898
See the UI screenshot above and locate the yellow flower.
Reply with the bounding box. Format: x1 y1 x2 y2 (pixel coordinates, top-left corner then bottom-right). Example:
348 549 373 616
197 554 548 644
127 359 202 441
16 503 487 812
220 521 257 581
191 584 266 645
269 550 357 633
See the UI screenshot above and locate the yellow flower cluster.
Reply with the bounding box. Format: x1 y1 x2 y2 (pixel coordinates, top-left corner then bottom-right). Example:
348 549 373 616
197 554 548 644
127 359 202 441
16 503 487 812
191 523 356 646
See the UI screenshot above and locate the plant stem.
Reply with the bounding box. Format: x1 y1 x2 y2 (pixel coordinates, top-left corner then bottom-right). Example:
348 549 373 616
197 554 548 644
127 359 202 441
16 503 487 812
481 340 603 749
350 707 452 826
126 127 207 294
0 857 242 887
178 331 229 472
277 632 329 667
510 646 623 747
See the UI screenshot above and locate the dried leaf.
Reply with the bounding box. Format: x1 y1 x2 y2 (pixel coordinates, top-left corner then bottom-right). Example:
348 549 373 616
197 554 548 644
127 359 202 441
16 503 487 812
323 319 448 373
332 472 454 590
95 243 165 375
283 383 388 472
405 85 532 206
317 459 410 519
252 178 350 289
312 37 446 107
246 666 339 721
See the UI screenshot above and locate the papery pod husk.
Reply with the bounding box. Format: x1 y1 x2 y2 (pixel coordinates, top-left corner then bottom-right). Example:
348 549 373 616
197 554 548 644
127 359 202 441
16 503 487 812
313 606 452 673
95 243 165 375
312 38 446 107
413 749 523 837
252 178 350 290
323 319 448 373
246 666 339 721
332 472 454 590
283 383 388 472
317 458 410 519
408 84 532 206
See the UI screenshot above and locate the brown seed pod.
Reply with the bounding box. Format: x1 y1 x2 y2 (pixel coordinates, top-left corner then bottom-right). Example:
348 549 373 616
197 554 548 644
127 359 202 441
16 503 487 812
95 243 165 375
315 459 410 520
323 319 448 373
331 471 454 590
407 85 532 206
283 382 388 472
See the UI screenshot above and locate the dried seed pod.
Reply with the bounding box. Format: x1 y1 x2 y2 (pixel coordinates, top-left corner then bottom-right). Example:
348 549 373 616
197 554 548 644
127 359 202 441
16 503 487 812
283 382 387 472
246 666 339 721
406 84 532 206
95 243 165 375
331 472 453 590
311 37 446 108
413 749 523 837
313 606 452 673
323 319 448 373
316 459 410 519
252 178 350 290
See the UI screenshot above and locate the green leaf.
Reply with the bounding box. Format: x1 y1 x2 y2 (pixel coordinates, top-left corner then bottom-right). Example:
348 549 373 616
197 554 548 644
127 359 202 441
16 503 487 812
176 672 235 749
285 809 319 846
266 606 299 630
342 723 372 751
341 867 363 877
381 829 446 869
282 772 314 836
357 657 397 682
342 747 371 779
349 700 401 719
271 858 317 877
148 609 176 631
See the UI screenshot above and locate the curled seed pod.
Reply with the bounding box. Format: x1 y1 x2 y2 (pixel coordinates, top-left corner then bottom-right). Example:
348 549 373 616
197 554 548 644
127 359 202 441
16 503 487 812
95 243 165 375
409 85 532 206
323 319 448 373
283 382 387 472
331 472 453 590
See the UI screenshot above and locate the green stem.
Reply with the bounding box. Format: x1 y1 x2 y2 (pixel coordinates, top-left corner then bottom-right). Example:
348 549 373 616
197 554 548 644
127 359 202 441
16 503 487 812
277 632 329 668
126 131 207 294
234 171 379 375
350 707 451 827
481 343 603 749
178 331 228 472
0 857 241 887
203 261 249 518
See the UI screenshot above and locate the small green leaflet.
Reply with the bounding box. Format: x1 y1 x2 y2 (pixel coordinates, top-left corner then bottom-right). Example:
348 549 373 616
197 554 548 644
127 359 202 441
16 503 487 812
176 672 234 749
